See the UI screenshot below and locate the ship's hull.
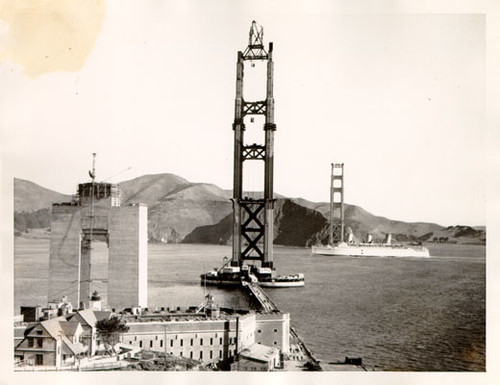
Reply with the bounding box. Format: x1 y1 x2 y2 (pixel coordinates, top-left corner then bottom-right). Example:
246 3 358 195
259 280 305 288
311 243 430 258
201 278 242 287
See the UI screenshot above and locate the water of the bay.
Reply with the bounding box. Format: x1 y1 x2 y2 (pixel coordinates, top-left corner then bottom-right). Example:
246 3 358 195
14 239 485 371
147 242 485 371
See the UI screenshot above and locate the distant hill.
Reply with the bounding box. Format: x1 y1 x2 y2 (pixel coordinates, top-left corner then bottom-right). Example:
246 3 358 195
428 225 486 244
342 205 443 242
119 173 190 206
14 178 72 213
182 198 460 247
14 179 72 233
287 198 443 243
117 174 232 242
13 174 234 243
13 174 485 245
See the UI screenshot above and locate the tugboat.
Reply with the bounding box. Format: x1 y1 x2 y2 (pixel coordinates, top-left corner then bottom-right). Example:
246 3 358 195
201 258 305 288
254 267 305 288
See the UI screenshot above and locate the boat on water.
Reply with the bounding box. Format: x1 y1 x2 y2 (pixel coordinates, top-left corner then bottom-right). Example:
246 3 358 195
311 241 430 258
311 163 431 258
201 261 305 288
255 267 305 288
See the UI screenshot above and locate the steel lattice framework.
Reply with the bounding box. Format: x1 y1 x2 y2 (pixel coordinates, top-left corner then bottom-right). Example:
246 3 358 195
329 163 345 244
231 21 276 268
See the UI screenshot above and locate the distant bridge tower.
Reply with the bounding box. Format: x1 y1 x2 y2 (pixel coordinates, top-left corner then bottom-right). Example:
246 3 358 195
329 163 345 244
231 21 276 269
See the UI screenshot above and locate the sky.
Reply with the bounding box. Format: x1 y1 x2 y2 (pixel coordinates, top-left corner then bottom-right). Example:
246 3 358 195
0 0 495 227
1 2 500 383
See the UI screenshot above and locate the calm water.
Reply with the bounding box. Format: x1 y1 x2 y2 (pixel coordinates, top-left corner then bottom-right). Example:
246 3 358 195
14 239 485 371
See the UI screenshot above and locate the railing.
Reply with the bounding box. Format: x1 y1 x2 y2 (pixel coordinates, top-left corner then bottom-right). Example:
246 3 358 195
15 364 76 372
79 361 128 371
15 357 130 372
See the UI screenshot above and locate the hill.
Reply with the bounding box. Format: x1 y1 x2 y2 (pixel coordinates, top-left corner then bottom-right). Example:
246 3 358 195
119 173 190 206
183 199 328 246
116 174 232 242
287 198 443 243
13 174 485 245
183 198 453 247
14 178 72 213
14 179 72 233
13 174 234 243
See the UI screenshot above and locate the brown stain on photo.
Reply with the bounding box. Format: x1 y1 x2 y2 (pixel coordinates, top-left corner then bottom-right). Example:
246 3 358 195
0 0 105 77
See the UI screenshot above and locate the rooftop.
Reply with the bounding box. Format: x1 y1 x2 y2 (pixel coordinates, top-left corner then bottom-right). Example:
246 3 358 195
239 343 280 363
121 307 251 323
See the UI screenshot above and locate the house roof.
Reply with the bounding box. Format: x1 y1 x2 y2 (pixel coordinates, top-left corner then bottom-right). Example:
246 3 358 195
75 309 98 327
60 319 81 336
94 311 113 322
38 317 67 339
17 316 88 357
239 343 280 364
61 337 87 355
14 327 28 349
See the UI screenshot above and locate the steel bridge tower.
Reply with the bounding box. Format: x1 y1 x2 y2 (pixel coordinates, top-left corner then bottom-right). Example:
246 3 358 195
231 21 276 269
329 163 345 244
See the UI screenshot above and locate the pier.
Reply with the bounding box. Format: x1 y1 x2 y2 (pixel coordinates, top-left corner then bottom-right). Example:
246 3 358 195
241 281 279 312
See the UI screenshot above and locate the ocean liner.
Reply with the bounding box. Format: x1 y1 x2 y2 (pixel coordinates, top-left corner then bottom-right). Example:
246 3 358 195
312 235 430 258
311 163 430 258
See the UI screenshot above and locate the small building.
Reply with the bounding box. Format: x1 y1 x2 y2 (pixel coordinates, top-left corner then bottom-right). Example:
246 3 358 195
14 296 290 371
20 306 43 322
14 326 30 363
66 309 99 356
14 316 87 367
119 305 289 369
231 343 281 371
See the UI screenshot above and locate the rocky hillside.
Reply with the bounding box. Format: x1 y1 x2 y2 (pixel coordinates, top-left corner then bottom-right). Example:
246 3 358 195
184 199 328 246
13 174 485 245
182 198 458 247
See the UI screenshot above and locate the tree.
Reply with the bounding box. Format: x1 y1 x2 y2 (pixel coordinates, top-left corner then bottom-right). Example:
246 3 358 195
95 316 129 356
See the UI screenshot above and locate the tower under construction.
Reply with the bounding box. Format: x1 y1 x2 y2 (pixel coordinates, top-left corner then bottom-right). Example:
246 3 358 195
231 21 276 269
329 163 345 244
48 155 148 310
201 21 304 287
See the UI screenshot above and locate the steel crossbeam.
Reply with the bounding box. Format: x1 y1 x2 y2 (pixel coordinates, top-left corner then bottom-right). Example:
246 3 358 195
242 144 265 160
240 200 265 259
243 101 266 116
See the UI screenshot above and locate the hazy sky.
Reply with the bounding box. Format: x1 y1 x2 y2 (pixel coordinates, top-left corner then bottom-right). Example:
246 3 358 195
0 1 490 226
